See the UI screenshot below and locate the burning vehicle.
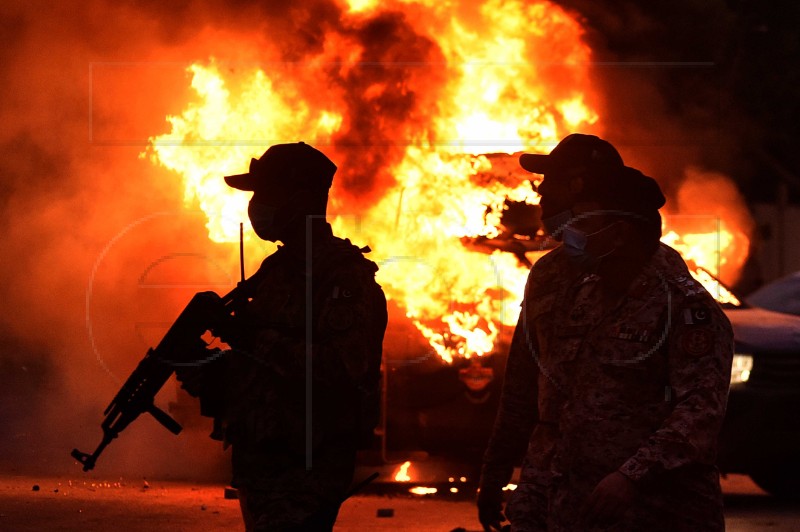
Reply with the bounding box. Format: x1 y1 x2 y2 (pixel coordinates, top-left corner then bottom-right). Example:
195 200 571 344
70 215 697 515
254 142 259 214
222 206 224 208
60 0 787 503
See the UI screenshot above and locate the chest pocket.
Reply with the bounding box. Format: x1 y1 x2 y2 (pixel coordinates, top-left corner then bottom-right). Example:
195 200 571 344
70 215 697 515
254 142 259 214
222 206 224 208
592 307 668 369
596 329 660 366
526 288 583 366
527 290 557 342
552 323 589 363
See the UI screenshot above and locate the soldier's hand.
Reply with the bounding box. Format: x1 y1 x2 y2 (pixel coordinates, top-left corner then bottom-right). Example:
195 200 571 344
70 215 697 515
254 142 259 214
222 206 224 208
174 348 224 397
580 471 636 526
477 484 506 531
174 364 204 397
211 314 248 346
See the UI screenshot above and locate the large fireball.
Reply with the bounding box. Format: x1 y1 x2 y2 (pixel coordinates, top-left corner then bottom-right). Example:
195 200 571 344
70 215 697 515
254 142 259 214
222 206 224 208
147 0 749 363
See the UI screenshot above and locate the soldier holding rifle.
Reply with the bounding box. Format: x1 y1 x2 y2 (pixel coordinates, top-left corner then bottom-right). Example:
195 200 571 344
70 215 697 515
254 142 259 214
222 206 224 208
176 142 387 531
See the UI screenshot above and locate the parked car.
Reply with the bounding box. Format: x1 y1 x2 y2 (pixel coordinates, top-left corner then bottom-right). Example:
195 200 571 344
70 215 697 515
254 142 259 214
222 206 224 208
746 271 800 316
718 277 800 497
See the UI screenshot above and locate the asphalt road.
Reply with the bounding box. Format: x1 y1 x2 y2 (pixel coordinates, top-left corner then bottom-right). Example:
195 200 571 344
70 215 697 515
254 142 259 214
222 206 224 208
1 474 798 531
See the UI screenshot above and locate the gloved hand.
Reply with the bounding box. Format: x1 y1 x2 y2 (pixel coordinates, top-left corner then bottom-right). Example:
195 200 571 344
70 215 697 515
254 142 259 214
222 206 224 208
213 312 262 350
174 364 204 397
174 348 224 397
477 483 506 532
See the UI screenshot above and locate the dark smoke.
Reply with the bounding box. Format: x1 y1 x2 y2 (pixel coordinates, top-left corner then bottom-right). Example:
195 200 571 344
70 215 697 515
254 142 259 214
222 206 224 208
326 11 447 202
552 0 800 290
553 0 799 204
546 1 732 189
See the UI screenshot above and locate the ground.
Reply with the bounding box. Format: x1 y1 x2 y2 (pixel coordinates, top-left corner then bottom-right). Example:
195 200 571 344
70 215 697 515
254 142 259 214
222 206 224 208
1 474 798 531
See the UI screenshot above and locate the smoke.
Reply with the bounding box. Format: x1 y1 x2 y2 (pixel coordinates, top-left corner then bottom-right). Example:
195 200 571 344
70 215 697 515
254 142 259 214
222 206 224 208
673 167 755 284
326 11 447 202
0 0 758 479
550 0 757 286
0 1 276 478
550 1 740 179
0 0 448 479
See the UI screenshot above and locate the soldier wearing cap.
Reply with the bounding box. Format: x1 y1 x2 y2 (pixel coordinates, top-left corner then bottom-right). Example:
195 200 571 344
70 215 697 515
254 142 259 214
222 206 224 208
478 134 733 531
176 142 387 531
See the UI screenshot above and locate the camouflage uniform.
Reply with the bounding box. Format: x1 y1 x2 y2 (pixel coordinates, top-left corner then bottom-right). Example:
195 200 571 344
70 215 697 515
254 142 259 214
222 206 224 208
196 224 387 531
482 243 733 531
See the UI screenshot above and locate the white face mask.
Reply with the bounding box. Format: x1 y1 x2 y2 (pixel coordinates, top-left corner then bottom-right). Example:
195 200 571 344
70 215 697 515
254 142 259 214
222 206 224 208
541 209 574 240
561 220 623 268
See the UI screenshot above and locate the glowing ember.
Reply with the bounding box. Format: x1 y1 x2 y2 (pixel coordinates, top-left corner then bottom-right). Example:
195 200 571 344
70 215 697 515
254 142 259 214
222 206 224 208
394 461 412 482
409 486 438 495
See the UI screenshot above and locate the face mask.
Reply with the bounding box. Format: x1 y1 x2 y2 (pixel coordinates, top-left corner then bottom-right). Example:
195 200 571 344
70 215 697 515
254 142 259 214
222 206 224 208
541 209 574 239
248 201 284 242
561 221 623 268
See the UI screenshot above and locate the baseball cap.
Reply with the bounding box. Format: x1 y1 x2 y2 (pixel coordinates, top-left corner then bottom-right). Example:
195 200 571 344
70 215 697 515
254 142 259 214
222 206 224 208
519 134 624 177
591 166 666 214
224 142 337 192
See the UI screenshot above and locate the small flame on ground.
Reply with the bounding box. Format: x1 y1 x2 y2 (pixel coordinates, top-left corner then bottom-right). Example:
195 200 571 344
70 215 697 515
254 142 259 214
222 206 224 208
394 461 412 482
409 486 438 495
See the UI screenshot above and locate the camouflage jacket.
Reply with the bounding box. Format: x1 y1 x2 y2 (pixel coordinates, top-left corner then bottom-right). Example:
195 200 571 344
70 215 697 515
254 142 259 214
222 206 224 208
482 243 733 525
196 225 387 455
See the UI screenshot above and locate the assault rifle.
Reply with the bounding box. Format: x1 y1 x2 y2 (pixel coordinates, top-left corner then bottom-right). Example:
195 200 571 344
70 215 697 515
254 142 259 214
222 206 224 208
72 225 256 472
71 283 253 472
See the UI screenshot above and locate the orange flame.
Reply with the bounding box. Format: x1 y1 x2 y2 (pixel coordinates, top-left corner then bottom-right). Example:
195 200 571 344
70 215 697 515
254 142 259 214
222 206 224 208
409 486 438 495
394 460 412 482
146 1 751 364
147 0 597 364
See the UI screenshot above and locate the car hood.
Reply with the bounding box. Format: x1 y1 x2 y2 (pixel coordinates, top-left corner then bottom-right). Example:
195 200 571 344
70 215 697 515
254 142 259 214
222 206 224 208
725 307 800 353
746 271 800 316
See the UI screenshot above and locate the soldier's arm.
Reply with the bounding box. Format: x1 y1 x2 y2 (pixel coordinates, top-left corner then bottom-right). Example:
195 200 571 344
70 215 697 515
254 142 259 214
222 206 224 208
481 302 541 491
617 294 734 483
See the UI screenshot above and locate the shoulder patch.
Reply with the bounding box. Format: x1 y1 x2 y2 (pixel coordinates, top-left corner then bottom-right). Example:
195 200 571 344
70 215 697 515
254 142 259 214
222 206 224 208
669 274 706 298
679 328 714 356
683 306 712 326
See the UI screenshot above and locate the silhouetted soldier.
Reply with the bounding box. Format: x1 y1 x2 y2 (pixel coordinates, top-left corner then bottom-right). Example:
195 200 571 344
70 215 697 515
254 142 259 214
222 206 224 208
177 142 387 531
478 134 733 531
